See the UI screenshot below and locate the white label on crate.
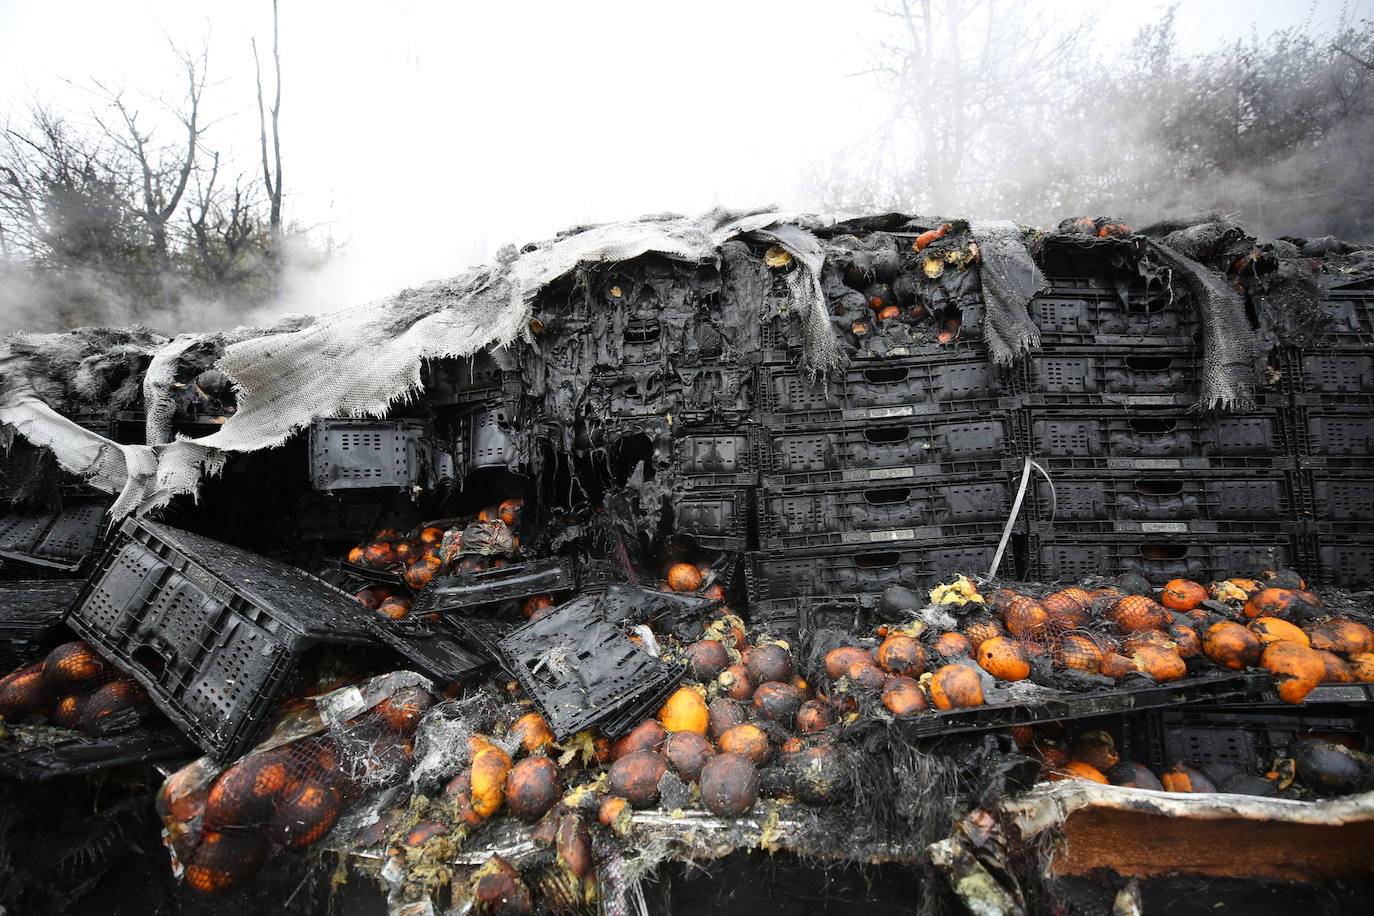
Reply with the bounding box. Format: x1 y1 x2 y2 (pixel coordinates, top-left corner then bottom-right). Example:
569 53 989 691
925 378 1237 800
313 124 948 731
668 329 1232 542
1132 459 1182 470
1137 522 1189 533
867 406 914 419
888 347 910 357
868 466 916 481
842 528 916 544
1127 395 1177 405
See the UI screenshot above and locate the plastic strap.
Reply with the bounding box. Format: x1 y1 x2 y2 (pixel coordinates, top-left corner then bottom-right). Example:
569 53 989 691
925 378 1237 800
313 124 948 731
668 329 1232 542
981 458 1054 584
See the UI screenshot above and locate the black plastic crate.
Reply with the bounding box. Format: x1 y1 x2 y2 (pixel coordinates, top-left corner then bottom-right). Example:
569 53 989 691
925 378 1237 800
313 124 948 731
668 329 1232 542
413 558 577 615
1285 348 1374 402
1307 289 1374 347
0 496 113 573
1313 536 1374 587
365 616 490 684
66 519 379 759
897 671 1268 740
757 475 1013 550
1306 473 1374 532
498 594 685 739
1029 469 1298 535
1015 347 1202 406
759 346 1014 424
308 418 456 492
758 410 1018 486
1293 406 1374 467
1116 705 1374 774
586 363 753 425
0 725 195 781
672 427 759 488
1028 283 1201 345
288 491 403 543
748 594 876 643
673 489 751 550
745 539 1001 603
1030 535 1292 585
1027 407 1289 470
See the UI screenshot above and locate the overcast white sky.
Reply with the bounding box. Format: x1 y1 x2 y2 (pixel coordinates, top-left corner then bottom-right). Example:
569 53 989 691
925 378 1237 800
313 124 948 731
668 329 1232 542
0 0 1360 313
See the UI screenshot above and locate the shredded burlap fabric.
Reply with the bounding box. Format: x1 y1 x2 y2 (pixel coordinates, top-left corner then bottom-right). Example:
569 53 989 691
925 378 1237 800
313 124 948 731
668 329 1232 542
969 220 1046 364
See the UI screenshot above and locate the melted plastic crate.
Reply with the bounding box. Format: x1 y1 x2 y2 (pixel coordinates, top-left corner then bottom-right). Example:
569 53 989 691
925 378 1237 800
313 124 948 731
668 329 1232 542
1030 535 1292 584
758 410 1018 486
1029 281 1201 345
459 403 519 472
0 579 82 670
1029 469 1297 534
759 346 1013 424
0 496 112 573
1027 407 1289 470
0 725 194 781
746 539 1001 603
748 594 876 643
1293 406 1374 468
757 475 1013 550
673 489 751 550
672 427 759 488
587 363 753 425
66 519 379 759
309 419 456 492
1016 347 1202 406
421 352 508 408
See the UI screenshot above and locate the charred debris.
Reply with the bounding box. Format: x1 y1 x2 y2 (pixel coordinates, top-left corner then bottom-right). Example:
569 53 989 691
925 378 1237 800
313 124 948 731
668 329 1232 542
2 213 1374 914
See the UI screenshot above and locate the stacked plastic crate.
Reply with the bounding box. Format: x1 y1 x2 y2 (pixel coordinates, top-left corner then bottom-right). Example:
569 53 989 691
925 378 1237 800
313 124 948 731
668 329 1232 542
1021 276 1298 584
1287 287 1374 586
746 324 1023 638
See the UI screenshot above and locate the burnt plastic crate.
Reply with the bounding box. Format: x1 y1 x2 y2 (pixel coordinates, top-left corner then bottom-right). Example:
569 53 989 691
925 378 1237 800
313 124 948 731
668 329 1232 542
1307 289 1374 347
757 475 1013 550
309 419 456 492
748 594 876 643
672 427 759 488
673 489 751 550
413 558 577 615
0 579 82 671
1029 469 1298 534
1293 406 1374 468
66 519 380 759
421 352 508 408
760 346 1014 423
1030 535 1292 585
1027 407 1289 470
459 403 519 473
289 491 404 543
366 616 490 684
1116 705 1374 774
0 496 112 573
1285 349 1374 402
1028 283 1201 345
0 725 195 781
1015 347 1201 406
758 410 1019 486
745 539 1001 603
586 363 754 425
1306 473 1374 532
1313 536 1374 587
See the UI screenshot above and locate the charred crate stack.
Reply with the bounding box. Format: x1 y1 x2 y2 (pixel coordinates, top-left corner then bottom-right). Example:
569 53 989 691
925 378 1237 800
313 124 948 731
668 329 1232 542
1287 287 1374 585
747 340 1021 638
1021 275 1300 583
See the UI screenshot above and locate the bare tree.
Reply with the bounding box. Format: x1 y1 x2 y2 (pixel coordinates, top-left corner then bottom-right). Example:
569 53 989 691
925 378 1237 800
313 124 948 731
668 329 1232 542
253 0 284 280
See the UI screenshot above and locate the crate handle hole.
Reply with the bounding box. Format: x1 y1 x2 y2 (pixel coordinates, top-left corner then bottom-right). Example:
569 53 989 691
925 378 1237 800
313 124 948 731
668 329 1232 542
864 487 913 505
863 426 909 444
862 367 910 385
131 645 168 680
1135 479 1184 495
1125 355 1173 371
855 551 900 569
1129 418 1177 435
1139 544 1187 559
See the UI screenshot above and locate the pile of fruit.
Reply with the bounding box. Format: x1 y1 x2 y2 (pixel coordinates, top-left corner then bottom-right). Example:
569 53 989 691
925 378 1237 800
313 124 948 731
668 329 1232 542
0 640 153 734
